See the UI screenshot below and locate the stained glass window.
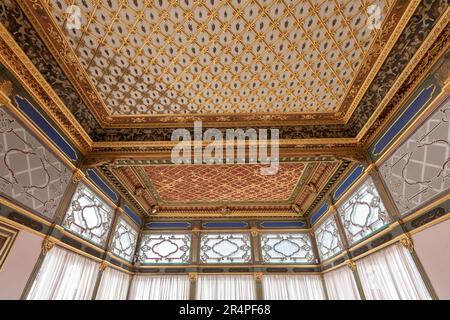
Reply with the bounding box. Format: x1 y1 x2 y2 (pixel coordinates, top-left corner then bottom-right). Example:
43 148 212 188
200 233 251 263
111 218 138 262
260 233 314 263
63 183 113 246
339 177 391 244
138 233 191 264
315 215 343 261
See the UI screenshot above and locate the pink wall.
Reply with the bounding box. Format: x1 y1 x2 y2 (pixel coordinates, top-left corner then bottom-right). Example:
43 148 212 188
0 229 42 299
413 218 450 299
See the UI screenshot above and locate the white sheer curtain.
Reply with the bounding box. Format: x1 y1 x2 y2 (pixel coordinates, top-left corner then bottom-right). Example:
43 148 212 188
262 275 325 300
196 275 256 300
27 246 98 300
128 275 189 300
324 266 360 300
357 243 431 300
95 267 131 300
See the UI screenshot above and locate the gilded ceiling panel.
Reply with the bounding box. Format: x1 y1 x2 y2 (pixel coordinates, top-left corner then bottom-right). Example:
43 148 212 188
139 163 305 203
46 0 391 117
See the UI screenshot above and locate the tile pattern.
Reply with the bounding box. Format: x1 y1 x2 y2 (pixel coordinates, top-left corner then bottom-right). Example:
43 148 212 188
0 106 71 219
379 98 450 215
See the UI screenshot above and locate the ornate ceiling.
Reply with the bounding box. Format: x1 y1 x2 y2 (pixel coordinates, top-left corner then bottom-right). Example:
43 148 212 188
0 0 448 219
45 0 392 121
102 159 343 217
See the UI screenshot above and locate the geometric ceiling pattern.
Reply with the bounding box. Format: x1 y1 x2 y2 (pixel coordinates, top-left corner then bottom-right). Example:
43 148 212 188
47 0 391 117
106 160 342 215
141 163 305 203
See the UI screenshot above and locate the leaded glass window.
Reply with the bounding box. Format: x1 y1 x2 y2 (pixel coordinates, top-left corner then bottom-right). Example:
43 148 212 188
315 216 343 261
200 233 251 263
339 177 391 244
260 233 314 263
111 218 138 262
138 233 191 264
63 183 113 246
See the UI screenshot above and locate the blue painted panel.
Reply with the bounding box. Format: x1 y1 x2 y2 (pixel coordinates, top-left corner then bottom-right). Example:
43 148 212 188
85 169 118 202
259 221 306 229
202 221 248 229
146 222 192 229
311 202 329 225
14 96 78 161
123 204 141 225
333 165 365 201
372 85 436 156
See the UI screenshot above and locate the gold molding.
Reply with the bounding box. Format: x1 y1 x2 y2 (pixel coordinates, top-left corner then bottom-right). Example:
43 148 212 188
342 0 422 123
42 237 55 255
99 260 108 272
253 272 263 281
346 260 356 272
399 234 414 253
0 80 13 100
72 169 85 184
360 7 450 146
188 272 198 282
0 23 92 153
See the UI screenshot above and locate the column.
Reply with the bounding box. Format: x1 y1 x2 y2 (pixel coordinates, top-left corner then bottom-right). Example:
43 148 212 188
91 197 123 299
254 272 264 300
189 272 198 300
309 229 328 299
19 169 85 299
367 164 438 299
328 197 366 300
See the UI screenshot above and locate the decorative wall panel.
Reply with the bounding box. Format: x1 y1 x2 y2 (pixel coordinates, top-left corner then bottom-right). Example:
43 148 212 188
260 233 314 263
0 107 71 219
200 233 251 263
379 98 450 215
111 218 138 262
62 183 114 246
339 177 390 244
314 216 343 261
138 233 191 264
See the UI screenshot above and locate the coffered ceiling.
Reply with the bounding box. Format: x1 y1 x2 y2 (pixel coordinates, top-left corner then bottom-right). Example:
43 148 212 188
46 0 392 122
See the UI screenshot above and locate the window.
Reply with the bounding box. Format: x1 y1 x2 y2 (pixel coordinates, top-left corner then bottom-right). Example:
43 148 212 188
260 233 314 263
200 233 251 263
27 246 98 300
339 177 390 244
111 218 138 262
138 233 191 264
62 183 113 246
315 216 343 261
357 244 431 300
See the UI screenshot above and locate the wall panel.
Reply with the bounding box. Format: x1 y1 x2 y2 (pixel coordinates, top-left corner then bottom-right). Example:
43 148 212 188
412 218 450 299
0 229 42 299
